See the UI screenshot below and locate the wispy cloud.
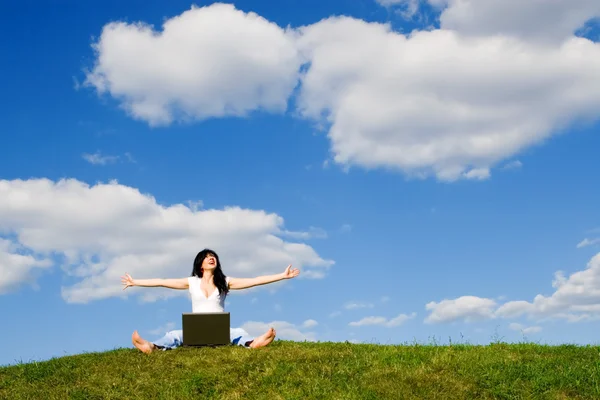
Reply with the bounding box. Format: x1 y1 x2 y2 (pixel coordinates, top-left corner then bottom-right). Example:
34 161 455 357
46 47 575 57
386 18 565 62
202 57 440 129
376 0 420 19
148 321 176 336
339 224 352 233
509 323 542 335
344 301 374 310
123 152 136 163
280 226 328 240
462 168 490 180
576 238 600 248
302 319 318 328
349 312 416 327
82 151 135 166
502 160 523 170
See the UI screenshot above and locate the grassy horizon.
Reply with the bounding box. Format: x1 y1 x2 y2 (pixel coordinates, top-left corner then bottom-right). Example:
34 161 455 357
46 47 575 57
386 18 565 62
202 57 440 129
1 341 599 399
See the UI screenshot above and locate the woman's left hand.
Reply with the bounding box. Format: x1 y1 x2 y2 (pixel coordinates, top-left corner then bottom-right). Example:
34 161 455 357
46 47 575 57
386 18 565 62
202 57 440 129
282 265 300 279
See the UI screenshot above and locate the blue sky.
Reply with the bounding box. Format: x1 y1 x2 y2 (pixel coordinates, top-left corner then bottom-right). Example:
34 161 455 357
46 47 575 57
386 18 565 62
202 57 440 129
1 0 600 366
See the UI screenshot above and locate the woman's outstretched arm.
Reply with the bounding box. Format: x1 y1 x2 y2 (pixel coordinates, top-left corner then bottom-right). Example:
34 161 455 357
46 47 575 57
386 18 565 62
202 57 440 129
227 265 300 290
121 273 189 290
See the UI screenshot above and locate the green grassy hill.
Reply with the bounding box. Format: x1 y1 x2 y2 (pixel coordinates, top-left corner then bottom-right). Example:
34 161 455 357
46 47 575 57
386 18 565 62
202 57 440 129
1 341 599 399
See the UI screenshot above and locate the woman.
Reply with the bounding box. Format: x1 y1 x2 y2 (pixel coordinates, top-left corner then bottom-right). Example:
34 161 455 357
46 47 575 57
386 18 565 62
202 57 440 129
121 248 300 353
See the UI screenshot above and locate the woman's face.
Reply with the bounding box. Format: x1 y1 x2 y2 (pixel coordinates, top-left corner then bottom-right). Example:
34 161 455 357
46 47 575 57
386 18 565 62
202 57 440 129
201 253 217 271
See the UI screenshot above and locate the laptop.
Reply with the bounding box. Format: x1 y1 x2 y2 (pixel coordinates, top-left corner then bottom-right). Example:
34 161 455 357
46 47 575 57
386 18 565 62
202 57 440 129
182 312 230 347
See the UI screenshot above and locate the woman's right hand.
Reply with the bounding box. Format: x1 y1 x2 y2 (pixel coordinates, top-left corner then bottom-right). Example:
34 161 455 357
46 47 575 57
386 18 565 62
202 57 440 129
121 273 135 290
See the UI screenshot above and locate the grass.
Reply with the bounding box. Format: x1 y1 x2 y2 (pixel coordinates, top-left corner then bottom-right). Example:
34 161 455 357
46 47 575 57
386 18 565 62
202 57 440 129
1 341 600 399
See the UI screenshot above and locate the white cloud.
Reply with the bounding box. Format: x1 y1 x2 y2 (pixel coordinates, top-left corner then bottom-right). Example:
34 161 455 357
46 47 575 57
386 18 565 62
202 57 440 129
84 3 301 126
84 4 600 182
82 151 135 166
344 301 374 310
241 320 317 341
462 168 490 181
82 151 120 165
302 319 318 328
376 0 421 19
280 226 328 240
523 326 542 334
430 253 600 323
509 322 542 335
329 311 341 318
296 17 600 181
0 178 333 303
149 321 176 336
501 160 523 170
577 238 600 248
496 253 600 322
494 301 532 319
0 239 52 294
425 296 497 323
431 0 600 43
349 312 416 327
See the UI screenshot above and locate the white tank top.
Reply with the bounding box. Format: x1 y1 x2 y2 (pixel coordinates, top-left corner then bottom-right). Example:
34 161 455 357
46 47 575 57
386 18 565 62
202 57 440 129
187 276 229 313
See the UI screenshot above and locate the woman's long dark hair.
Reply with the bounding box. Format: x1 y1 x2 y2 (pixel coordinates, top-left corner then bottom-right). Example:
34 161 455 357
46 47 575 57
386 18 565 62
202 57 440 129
191 249 229 295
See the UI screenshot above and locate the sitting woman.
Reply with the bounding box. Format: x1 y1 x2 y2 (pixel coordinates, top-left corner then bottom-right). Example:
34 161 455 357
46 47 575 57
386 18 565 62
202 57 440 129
121 248 300 353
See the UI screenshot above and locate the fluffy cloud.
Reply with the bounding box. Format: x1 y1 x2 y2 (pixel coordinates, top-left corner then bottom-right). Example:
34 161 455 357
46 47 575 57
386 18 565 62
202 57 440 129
431 0 600 43
0 178 333 303
425 296 497 323
0 239 52 294
86 3 600 181
296 17 600 180
496 253 600 322
349 312 416 327
241 320 317 341
426 253 600 323
84 3 301 126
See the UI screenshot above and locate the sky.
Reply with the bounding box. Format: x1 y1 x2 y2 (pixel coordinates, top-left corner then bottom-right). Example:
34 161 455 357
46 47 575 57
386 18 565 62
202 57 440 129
1 0 600 366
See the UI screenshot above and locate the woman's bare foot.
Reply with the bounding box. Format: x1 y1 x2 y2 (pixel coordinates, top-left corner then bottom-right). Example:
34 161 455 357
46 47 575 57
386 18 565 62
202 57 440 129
132 330 156 354
249 327 276 349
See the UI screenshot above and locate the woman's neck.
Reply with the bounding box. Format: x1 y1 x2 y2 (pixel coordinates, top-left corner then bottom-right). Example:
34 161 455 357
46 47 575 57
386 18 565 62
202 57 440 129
201 270 215 282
